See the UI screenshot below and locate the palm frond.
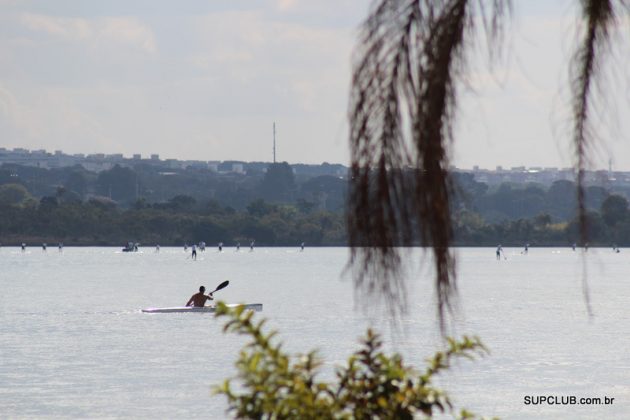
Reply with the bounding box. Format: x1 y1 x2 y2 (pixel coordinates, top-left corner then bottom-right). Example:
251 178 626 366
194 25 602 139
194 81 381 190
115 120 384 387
348 0 509 331
571 0 619 315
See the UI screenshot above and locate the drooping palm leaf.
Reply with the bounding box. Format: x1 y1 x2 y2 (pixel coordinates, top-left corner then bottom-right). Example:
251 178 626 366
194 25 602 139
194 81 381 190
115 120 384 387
349 0 510 330
348 0 624 330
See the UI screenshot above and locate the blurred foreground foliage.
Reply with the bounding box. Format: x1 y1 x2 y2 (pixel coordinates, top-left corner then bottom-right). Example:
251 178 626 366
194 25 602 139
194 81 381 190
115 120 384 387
214 302 493 419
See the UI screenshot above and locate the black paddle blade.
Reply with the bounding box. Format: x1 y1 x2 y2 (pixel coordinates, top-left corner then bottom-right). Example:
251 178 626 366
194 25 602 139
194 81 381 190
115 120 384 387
214 280 229 292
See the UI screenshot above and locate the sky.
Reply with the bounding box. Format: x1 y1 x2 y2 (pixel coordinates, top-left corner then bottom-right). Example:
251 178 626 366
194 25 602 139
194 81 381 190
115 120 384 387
0 0 629 169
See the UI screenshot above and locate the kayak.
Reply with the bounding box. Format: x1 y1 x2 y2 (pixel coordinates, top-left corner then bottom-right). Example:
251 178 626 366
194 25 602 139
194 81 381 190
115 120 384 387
141 303 262 313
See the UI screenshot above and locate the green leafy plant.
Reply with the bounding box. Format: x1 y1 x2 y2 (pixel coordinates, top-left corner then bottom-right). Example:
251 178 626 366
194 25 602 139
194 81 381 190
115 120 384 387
214 302 491 419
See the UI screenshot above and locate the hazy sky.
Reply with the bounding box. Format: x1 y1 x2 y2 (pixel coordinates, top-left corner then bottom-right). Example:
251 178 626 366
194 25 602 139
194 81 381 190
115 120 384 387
1 0 629 169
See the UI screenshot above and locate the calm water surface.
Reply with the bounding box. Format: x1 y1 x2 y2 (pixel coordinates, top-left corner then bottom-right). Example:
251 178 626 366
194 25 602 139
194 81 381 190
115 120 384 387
1 246 629 419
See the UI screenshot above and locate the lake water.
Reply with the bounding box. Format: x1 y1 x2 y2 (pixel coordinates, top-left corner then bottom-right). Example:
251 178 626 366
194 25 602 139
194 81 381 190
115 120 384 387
1 246 629 419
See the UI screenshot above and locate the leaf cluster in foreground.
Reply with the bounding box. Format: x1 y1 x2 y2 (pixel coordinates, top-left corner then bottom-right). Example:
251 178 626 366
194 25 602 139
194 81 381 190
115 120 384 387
214 302 493 419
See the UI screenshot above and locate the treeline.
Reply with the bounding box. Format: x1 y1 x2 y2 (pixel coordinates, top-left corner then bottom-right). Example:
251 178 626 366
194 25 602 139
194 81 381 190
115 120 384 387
0 162 346 212
453 192 630 246
0 185 345 246
4 162 630 224
452 174 618 222
2 181 630 246
3 167 630 246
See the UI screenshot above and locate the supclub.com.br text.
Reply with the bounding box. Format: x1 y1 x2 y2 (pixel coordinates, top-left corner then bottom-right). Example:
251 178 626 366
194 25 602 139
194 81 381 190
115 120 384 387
524 395 615 406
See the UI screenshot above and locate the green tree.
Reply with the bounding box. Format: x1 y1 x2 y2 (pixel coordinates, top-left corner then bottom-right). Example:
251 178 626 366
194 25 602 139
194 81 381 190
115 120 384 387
191 218 227 243
600 194 629 227
0 183 32 205
55 186 81 204
259 162 295 203
301 175 347 212
246 199 276 217
296 198 316 214
204 199 229 215
96 165 138 203
167 195 197 212
88 196 117 211
134 198 149 210
214 303 487 419
39 196 58 212
585 185 609 211
534 213 552 228
64 171 88 196
546 180 578 221
566 211 609 243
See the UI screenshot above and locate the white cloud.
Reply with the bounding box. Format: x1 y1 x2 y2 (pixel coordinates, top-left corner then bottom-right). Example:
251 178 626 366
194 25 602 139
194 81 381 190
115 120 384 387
5 1 625 168
20 13 156 53
0 84 42 140
453 10 630 170
276 0 297 12
0 83 114 152
191 10 353 90
101 17 157 53
0 3 361 164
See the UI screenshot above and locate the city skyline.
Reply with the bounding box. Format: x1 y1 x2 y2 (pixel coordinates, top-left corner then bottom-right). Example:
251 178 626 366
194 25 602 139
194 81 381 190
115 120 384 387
1 145 627 174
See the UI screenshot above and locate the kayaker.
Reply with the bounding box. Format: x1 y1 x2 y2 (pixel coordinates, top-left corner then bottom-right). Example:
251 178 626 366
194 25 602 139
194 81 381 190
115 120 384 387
185 286 214 307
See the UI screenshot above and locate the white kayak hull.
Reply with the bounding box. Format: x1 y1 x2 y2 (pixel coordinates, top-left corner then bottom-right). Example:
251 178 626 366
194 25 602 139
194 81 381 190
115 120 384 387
141 303 262 313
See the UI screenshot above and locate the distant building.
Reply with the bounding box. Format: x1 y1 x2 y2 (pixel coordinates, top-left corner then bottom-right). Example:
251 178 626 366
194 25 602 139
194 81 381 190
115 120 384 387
184 160 208 169
165 159 183 169
7 146 630 190
107 154 124 161
80 161 113 172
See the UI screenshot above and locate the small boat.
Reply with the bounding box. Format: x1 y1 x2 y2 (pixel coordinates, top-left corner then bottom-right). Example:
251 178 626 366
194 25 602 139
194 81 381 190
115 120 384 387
141 303 263 314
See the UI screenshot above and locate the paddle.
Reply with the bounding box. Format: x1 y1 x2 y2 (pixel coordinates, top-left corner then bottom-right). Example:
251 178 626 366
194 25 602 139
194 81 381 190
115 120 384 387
209 280 229 296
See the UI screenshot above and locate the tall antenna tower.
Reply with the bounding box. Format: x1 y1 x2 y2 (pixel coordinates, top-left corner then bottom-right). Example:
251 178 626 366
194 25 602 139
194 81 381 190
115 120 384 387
609 157 613 180
273 122 276 163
